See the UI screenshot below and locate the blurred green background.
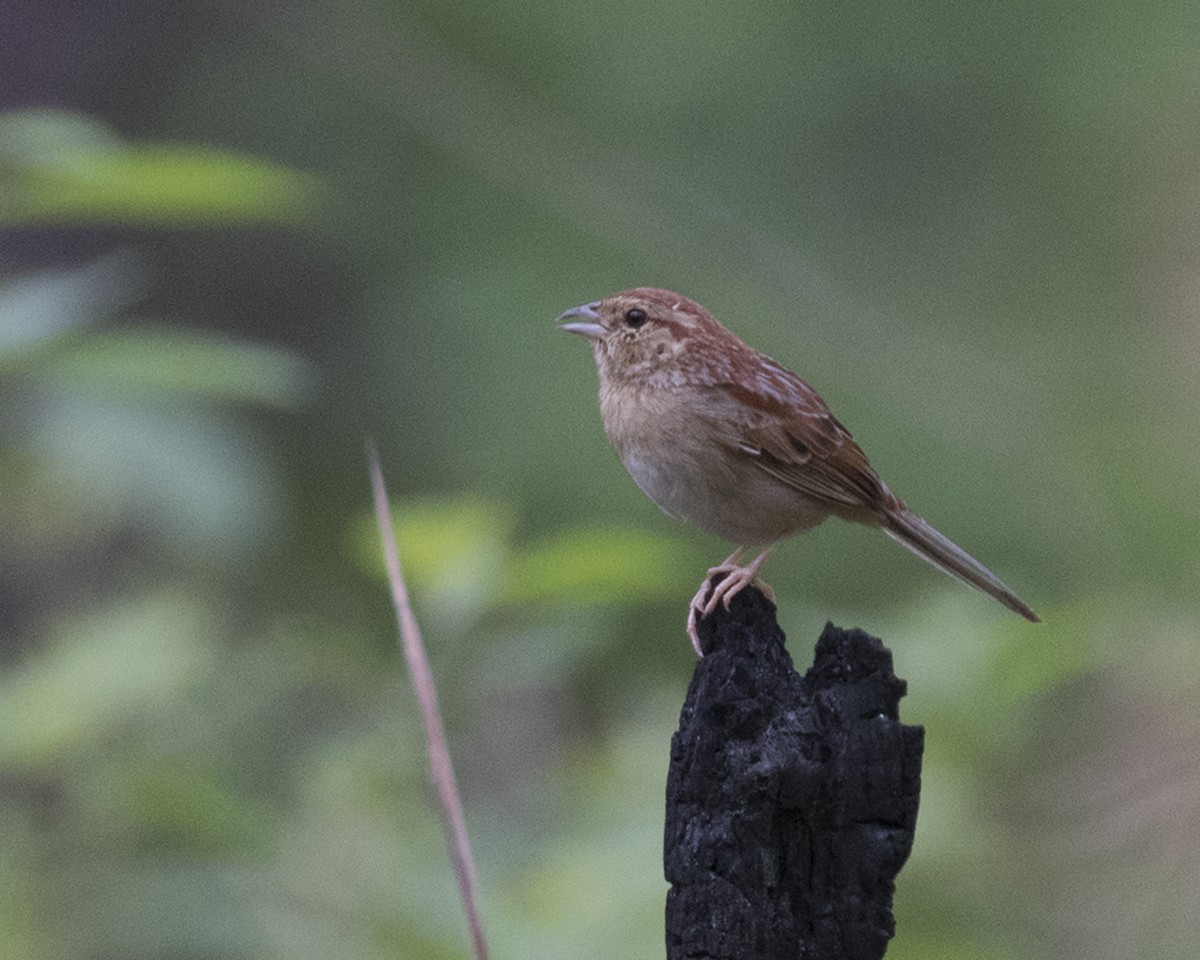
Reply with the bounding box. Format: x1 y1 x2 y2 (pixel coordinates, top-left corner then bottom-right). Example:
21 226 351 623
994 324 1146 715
3 2 1199 958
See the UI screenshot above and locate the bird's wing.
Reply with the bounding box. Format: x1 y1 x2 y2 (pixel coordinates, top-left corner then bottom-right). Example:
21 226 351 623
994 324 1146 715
712 360 895 512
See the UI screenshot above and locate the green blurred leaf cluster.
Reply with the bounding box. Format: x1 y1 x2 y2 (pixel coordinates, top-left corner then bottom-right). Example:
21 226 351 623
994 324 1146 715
0 110 320 226
352 495 692 611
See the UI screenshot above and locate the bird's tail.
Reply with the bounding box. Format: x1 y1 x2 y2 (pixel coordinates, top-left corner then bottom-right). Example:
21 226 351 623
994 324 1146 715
883 508 1040 623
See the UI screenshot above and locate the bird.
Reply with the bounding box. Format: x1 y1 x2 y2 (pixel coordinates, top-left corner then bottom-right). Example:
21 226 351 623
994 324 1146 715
557 287 1039 655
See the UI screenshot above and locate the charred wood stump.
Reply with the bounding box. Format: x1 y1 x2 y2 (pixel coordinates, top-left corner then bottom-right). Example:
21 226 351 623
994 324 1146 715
665 586 923 960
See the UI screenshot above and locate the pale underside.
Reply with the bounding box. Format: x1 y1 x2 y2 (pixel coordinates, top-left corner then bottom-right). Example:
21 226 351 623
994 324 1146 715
599 372 886 546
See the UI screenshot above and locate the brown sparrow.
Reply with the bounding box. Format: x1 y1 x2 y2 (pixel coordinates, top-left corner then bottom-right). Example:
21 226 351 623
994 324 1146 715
558 287 1039 655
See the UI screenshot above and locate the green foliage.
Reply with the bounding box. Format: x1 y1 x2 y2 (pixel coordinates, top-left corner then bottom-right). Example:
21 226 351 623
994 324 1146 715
503 526 692 605
0 591 217 767
37 325 314 409
352 495 691 607
0 110 320 226
352 496 516 625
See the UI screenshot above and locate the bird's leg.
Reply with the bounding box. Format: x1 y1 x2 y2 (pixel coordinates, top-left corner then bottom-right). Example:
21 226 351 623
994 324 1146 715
685 546 776 656
703 545 776 613
687 547 744 656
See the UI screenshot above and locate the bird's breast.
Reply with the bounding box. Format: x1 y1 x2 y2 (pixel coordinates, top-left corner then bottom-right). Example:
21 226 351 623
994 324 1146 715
598 381 830 545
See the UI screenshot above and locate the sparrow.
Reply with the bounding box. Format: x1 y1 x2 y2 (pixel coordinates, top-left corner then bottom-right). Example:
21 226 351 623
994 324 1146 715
558 287 1039 655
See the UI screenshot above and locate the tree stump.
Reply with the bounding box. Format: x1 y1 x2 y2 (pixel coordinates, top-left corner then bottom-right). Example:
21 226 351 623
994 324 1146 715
665 586 923 960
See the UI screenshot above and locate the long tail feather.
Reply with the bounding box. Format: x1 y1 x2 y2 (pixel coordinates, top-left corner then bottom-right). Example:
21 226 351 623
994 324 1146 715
883 509 1040 622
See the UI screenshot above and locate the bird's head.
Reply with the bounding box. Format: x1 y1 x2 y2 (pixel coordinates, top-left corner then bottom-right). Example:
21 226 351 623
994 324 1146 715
557 287 731 386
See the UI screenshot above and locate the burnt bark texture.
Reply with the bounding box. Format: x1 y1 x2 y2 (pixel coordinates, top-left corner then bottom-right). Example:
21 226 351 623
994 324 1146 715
665 586 923 960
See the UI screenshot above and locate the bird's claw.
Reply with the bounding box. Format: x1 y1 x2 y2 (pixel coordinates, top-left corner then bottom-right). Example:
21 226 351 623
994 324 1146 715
685 549 775 657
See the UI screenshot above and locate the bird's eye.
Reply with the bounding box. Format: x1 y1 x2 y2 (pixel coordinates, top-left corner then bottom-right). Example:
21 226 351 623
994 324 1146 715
624 308 648 328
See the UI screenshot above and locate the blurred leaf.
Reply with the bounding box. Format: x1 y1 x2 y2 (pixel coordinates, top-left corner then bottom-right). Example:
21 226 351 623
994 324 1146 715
28 395 282 558
0 590 218 766
503 526 691 605
126 755 278 857
0 109 121 163
38 325 316 409
355 496 515 583
0 109 320 226
353 495 516 627
0 253 142 360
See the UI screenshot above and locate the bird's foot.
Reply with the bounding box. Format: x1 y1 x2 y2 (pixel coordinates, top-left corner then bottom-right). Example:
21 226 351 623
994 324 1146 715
685 547 775 656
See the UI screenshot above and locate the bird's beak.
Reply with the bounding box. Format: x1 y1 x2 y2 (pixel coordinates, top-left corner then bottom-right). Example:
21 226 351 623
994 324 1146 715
556 301 605 340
